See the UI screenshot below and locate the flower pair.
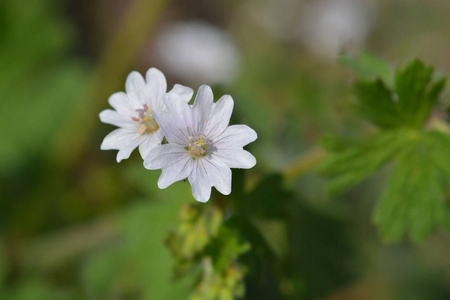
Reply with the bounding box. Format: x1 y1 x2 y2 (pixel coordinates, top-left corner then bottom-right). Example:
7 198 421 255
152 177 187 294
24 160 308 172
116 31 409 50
100 68 257 202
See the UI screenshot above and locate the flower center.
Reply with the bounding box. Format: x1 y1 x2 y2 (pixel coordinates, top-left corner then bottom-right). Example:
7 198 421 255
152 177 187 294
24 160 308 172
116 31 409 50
132 104 159 134
187 134 211 159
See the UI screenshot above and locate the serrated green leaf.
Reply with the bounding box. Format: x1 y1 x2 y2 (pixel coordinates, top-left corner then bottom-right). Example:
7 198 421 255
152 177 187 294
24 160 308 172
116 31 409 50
354 79 400 129
323 129 450 241
322 59 450 241
394 60 444 128
353 59 445 130
320 131 406 194
374 135 450 242
339 52 393 84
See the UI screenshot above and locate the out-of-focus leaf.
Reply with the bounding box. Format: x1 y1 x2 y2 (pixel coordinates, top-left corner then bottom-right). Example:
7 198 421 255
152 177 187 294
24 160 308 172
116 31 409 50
324 129 450 241
234 173 291 219
81 247 126 298
354 60 445 130
6 279 71 300
290 202 356 299
0 0 89 173
394 61 445 129
230 174 293 299
339 52 393 84
354 79 400 129
374 132 450 242
320 131 405 194
322 59 450 241
82 197 192 300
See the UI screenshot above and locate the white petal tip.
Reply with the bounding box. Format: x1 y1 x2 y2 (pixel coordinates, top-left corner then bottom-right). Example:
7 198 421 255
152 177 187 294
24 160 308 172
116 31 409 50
250 130 258 141
221 188 232 196
143 160 159 170
100 140 110 151
194 196 210 203
157 179 170 190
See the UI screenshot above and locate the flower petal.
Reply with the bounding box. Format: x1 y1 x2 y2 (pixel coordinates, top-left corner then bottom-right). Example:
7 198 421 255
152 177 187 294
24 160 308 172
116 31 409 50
203 157 232 195
213 125 257 149
158 156 193 189
138 129 164 160
100 127 143 162
100 127 141 151
99 109 134 127
125 71 148 107
204 95 234 138
163 93 194 138
152 108 188 145
213 149 256 169
146 68 167 108
116 140 142 162
188 160 212 202
168 84 193 103
192 85 214 134
108 92 135 117
144 143 188 170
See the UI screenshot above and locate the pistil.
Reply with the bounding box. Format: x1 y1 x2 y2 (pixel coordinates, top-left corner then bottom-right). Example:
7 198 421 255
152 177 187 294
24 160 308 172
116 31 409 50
132 104 159 134
187 134 211 158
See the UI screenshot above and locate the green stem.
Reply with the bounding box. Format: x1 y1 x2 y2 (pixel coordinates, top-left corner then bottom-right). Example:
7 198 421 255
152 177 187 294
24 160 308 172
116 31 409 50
282 148 327 182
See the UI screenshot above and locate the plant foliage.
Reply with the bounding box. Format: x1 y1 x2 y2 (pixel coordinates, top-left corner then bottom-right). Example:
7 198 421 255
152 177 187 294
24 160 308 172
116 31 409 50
321 59 450 242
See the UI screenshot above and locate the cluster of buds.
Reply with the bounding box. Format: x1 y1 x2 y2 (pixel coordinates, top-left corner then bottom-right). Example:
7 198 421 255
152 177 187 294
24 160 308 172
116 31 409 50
191 257 246 300
166 204 250 300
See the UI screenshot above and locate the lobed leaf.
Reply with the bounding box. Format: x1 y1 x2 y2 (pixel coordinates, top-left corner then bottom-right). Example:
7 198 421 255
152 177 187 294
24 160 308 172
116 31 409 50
321 131 406 194
374 135 450 242
322 59 450 241
353 60 445 130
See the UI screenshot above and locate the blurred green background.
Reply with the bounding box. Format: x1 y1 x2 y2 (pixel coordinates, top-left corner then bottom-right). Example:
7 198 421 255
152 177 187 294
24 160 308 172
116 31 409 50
1 0 450 299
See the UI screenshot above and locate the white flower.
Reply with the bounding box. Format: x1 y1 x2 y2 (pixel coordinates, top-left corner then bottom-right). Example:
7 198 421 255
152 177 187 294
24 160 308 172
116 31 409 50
144 85 257 202
154 21 240 84
99 68 193 162
298 0 374 59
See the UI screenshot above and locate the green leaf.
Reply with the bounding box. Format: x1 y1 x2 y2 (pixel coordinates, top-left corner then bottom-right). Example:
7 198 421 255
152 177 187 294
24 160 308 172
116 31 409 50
339 51 393 84
322 59 450 241
374 132 450 242
322 129 450 241
394 60 445 128
353 60 445 130
0 0 89 173
6 279 71 300
354 79 400 129
82 199 192 300
320 131 406 194
290 202 356 299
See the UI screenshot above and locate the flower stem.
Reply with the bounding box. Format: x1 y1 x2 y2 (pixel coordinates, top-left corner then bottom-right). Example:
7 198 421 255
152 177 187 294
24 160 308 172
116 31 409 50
282 147 327 182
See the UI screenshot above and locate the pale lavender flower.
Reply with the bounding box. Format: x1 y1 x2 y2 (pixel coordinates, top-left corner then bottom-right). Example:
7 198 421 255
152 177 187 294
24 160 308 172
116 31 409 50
99 68 193 162
154 21 241 85
144 85 257 202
